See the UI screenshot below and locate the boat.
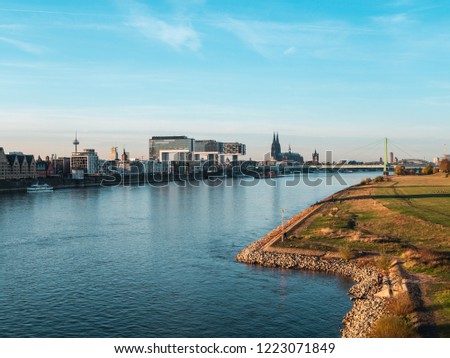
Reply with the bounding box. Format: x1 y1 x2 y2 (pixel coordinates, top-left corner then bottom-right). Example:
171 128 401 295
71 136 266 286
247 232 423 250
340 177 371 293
27 183 54 193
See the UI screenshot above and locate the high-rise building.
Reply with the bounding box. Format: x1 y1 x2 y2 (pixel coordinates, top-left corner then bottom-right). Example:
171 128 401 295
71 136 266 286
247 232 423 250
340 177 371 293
149 136 194 161
389 152 394 163
110 147 119 161
71 149 99 174
193 140 223 162
149 136 246 163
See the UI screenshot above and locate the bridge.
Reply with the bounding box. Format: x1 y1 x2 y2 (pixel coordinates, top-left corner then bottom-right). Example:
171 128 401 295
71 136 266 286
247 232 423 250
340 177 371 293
281 162 431 174
280 146 433 173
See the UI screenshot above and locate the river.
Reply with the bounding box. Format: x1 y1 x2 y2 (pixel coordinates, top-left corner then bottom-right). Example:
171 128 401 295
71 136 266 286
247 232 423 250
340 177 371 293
0 172 371 337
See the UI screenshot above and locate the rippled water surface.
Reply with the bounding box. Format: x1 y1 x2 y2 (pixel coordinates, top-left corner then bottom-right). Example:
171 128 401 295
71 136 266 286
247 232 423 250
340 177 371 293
0 173 369 337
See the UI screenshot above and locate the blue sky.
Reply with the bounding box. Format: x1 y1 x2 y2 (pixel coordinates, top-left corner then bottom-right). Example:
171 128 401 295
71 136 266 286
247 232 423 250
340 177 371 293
0 0 449 161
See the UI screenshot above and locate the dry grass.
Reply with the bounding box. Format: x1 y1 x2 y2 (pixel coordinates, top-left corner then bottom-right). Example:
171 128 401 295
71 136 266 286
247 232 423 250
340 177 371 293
370 316 417 338
339 245 354 260
375 254 392 271
402 249 450 270
388 293 415 317
272 174 449 337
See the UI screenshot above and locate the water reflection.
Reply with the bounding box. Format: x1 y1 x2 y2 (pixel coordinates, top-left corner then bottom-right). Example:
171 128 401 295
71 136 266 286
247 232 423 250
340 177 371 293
0 173 370 337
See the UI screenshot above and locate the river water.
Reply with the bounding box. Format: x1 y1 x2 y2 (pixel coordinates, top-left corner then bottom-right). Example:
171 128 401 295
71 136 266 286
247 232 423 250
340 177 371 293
0 172 370 337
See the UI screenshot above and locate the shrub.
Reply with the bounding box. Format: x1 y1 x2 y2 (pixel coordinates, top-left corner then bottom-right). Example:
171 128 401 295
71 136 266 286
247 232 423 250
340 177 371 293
388 293 415 316
375 254 392 271
370 316 417 338
360 178 372 185
339 245 354 260
374 175 384 182
346 218 356 230
439 159 449 173
394 166 406 175
421 165 434 175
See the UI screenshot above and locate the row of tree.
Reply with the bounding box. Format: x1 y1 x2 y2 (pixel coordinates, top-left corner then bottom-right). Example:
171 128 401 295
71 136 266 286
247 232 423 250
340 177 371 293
394 159 449 176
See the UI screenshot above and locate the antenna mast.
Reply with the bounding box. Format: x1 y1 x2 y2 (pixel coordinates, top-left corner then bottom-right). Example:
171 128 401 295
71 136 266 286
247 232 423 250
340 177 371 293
383 137 388 176
73 131 80 154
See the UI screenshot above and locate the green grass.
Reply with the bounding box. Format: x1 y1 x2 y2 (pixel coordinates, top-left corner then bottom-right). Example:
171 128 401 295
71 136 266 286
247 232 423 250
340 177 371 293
374 186 450 228
272 174 450 337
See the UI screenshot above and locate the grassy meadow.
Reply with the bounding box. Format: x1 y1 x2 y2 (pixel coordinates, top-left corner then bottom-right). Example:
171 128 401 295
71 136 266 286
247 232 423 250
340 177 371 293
275 173 450 337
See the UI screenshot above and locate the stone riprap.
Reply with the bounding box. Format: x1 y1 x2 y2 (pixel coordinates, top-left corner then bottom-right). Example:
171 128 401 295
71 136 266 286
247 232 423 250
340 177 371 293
236 239 388 337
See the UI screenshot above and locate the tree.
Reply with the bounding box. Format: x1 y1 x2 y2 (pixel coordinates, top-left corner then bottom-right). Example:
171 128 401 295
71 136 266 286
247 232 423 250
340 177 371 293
421 165 434 175
394 165 406 175
439 159 450 173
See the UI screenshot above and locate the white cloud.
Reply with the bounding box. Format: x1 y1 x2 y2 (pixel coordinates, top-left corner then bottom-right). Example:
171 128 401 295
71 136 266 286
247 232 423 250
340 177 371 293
118 0 201 51
215 17 356 58
372 13 411 25
283 46 297 56
0 36 45 54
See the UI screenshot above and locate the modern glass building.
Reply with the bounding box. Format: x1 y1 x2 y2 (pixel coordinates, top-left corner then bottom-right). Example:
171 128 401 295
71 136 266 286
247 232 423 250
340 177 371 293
149 136 246 163
149 136 194 161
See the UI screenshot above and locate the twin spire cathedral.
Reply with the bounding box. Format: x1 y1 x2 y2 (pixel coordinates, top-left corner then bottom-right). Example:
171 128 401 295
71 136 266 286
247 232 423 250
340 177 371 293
270 132 282 160
270 132 304 163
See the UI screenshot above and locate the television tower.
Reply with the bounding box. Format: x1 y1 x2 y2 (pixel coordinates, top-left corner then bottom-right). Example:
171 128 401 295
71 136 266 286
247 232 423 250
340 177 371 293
73 131 80 154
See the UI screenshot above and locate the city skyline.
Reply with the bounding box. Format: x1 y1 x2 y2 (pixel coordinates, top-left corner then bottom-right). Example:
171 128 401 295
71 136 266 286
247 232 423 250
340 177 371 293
1 130 443 164
1 0 449 160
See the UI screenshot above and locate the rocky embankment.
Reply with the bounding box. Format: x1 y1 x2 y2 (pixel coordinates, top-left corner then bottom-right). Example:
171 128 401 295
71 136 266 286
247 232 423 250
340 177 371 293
236 240 388 337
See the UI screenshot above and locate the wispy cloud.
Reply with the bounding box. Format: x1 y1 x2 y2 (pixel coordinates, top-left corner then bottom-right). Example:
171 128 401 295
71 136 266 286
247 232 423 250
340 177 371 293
215 17 360 58
283 46 297 56
372 13 411 25
117 0 201 51
0 36 45 54
0 24 27 30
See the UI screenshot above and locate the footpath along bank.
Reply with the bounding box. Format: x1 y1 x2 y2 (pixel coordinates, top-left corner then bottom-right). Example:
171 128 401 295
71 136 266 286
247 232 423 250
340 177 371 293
236 175 449 337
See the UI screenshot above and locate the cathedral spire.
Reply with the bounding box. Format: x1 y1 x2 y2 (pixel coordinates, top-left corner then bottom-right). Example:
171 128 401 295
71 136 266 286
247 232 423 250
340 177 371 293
276 132 281 156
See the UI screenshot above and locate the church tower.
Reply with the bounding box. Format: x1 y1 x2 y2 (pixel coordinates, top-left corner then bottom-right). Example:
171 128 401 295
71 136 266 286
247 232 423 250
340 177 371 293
121 148 128 162
312 149 319 164
270 132 278 160
275 133 281 158
270 132 282 161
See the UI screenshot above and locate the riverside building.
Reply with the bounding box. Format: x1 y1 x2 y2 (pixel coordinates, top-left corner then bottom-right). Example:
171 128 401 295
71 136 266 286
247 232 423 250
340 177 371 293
0 147 37 180
70 133 99 175
148 136 246 164
71 149 99 175
149 136 194 162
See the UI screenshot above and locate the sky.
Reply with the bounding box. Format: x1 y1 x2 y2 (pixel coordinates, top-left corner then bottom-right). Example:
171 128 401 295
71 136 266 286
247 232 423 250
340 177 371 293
0 0 449 161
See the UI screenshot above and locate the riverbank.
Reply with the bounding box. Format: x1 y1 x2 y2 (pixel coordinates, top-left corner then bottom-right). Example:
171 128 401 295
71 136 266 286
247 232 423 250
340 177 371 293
236 173 450 337
235 189 391 337
236 241 388 337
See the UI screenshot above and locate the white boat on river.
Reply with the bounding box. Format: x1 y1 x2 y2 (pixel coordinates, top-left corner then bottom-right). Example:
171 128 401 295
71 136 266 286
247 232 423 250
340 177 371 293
27 183 54 193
